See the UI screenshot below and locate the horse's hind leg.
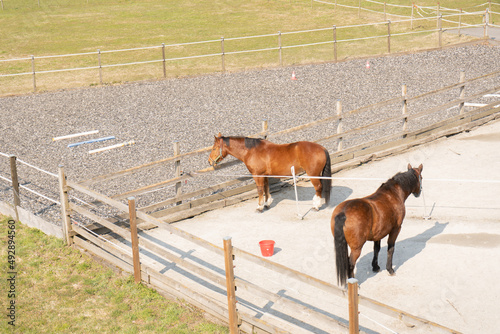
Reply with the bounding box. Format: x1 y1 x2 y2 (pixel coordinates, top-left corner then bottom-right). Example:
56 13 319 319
310 178 323 210
372 240 381 272
348 248 362 279
386 226 401 275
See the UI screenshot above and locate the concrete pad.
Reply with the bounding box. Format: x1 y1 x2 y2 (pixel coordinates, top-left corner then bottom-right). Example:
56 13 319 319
155 119 500 333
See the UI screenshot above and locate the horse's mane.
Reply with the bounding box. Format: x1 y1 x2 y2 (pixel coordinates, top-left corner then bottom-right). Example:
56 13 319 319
222 136 263 149
379 170 417 192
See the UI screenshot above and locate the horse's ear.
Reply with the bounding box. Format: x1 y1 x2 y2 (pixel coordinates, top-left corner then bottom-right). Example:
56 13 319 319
418 164 423 172
407 163 412 170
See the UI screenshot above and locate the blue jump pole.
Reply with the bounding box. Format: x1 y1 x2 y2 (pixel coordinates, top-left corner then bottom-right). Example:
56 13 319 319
68 136 115 148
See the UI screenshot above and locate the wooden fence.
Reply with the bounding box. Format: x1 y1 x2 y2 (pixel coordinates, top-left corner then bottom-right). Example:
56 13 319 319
55 67 499 333
0 7 493 96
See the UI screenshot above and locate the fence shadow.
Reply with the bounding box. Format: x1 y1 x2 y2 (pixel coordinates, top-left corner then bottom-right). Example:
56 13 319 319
354 221 449 284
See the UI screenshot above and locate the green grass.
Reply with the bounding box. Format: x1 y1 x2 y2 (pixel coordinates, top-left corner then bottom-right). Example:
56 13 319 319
0 216 228 334
0 0 494 95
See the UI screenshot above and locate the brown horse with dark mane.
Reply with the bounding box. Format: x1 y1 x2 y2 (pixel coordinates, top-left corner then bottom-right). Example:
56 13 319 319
208 133 331 212
331 163 423 286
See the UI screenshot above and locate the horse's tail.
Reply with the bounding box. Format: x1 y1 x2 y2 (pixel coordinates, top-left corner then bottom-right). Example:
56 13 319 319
334 212 349 287
321 148 332 204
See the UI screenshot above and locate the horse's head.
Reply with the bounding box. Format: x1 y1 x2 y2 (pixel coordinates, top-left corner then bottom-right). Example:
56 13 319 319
208 132 227 166
408 163 423 197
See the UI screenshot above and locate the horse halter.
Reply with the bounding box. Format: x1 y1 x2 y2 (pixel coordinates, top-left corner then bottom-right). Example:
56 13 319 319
209 137 224 165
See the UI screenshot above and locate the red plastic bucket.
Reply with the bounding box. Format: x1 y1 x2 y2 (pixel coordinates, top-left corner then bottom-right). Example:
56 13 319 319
259 240 275 257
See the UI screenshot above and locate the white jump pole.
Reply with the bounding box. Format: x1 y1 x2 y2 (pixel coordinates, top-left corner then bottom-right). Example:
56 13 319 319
88 140 135 154
52 130 99 141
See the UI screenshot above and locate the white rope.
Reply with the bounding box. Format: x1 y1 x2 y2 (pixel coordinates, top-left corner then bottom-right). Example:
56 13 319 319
16 159 58 178
199 171 500 184
19 184 60 205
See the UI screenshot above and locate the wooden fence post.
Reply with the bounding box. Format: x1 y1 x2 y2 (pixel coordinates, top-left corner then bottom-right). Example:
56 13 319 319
128 197 141 284
333 25 337 62
484 9 490 38
98 49 103 85
459 70 466 116
278 31 282 67
58 165 73 246
458 8 462 35
411 3 414 30
31 55 36 93
162 43 167 78
438 14 442 48
348 278 359 334
336 100 343 151
223 236 239 334
402 84 408 138
9 155 20 222
387 20 391 54
174 141 182 205
221 37 225 73
262 119 268 138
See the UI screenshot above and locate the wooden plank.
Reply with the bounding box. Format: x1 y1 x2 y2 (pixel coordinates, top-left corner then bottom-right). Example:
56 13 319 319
139 177 251 212
234 277 349 332
74 236 134 274
111 173 192 200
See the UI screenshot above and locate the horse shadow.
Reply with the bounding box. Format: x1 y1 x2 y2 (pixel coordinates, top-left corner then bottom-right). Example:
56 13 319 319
268 183 353 210
354 221 449 285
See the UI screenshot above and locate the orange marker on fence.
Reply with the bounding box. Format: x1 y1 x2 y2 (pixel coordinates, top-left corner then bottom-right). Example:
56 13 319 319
291 71 297 80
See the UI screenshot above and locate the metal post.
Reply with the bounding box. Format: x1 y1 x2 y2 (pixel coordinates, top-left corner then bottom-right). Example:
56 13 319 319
223 237 239 334
384 2 387 21
348 278 359 334
174 141 182 205
162 43 166 78
411 3 414 30
128 197 141 284
58 165 73 246
336 100 343 151
9 155 20 222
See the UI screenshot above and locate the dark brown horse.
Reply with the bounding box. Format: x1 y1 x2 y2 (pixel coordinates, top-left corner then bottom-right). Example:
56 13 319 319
208 133 331 212
331 163 423 286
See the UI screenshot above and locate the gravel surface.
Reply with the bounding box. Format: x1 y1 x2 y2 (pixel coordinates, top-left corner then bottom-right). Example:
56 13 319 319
1 43 499 225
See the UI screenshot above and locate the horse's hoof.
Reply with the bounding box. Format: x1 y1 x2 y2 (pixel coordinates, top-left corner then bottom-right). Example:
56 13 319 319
256 208 264 213
388 271 396 276
312 206 320 211
372 266 380 272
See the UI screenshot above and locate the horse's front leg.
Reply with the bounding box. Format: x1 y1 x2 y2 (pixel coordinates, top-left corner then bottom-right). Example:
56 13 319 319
263 176 273 208
254 176 266 212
